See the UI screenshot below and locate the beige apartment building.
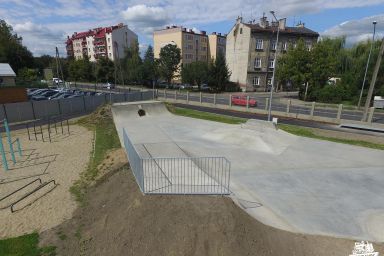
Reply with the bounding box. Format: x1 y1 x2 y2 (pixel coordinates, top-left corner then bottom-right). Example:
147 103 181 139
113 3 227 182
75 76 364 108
226 16 319 92
153 26 226 68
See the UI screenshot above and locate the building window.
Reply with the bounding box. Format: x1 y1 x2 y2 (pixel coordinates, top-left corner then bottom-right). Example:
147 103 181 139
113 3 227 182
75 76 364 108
88 48 91 52
109 53 111 57
267 77 272 85
240 28 243 34
185 34 193 40
254 58 261 68
268 59 275 68
108 38 110 43
185 53 194 60
109 46 111 50
186 44 193 50
282 41 287 51
271 40 277 50
253 77 260 87
256 39 263 50
306 41 312 50
201 46 207 51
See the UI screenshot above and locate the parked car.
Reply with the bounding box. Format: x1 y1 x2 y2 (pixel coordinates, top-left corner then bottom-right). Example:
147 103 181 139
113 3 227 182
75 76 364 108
52 78 63 85
200 84 210 92
180 84 192 89
231 95 257 107
103 82 115 89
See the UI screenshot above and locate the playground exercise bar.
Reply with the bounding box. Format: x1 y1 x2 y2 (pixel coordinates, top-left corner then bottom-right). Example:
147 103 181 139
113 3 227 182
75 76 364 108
4 119 16 164
0 132 8 170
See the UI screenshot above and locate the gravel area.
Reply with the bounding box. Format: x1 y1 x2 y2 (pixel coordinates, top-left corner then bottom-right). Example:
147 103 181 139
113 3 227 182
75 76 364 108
0 124 93 238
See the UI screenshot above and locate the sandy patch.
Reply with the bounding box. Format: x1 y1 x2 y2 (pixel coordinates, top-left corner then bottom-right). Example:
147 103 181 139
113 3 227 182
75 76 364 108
0 124 93 238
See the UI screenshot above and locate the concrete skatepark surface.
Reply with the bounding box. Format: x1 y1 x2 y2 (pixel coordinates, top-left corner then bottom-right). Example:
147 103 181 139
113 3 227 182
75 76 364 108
112 101 384 242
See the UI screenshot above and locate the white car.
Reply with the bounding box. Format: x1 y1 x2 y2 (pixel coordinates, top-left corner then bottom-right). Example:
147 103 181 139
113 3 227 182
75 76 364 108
103 82 115 89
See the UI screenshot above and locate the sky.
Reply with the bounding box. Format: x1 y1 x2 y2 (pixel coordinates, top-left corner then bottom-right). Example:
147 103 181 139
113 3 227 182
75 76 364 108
1 0 384 56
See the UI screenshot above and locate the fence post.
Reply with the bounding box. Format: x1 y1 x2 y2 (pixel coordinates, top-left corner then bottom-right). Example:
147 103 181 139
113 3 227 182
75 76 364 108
175 90 177 100
265 98 269 111
286 99 291 113
310 102 316 116
336 104 343 120
214 94 217 105
229 94 232 107
200 92 202 103
58 100 62 115
164 89 166 99
246 96 249 109
367 107 375 123
186 91 189 103
82 96 86 111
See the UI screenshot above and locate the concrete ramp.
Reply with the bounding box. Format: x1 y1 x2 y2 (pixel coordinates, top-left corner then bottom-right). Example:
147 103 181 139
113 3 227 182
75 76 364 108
113 102 231 195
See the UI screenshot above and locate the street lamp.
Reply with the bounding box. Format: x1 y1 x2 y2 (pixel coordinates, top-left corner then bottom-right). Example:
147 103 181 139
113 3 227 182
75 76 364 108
357 21 377 109
267 11 281 121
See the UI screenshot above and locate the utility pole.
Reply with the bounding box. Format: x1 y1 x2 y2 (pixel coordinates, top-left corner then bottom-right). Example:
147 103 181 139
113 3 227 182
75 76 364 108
358 21 377 109
362 38 384 121
268 11 281 121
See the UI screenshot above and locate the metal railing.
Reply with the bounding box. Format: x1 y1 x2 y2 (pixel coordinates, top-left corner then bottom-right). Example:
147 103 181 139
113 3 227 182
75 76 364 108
123 128 230 195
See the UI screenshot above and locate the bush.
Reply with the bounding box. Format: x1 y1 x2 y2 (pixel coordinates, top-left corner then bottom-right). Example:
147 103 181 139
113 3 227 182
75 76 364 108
308 84 349 103
224 82 241 92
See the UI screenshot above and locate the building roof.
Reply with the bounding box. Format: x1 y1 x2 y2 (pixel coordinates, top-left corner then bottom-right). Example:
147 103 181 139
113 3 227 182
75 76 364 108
0 63 16 77
244 23 319 37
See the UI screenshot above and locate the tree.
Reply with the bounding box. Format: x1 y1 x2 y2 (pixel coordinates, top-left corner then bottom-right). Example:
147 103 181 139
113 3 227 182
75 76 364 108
276 39 311 91
207 52 231 91
96 57 114 83
17 68 38 83
0 20 34 73
158 44 181 84
181 61 208 89
123 40 142 83
142 45 159 86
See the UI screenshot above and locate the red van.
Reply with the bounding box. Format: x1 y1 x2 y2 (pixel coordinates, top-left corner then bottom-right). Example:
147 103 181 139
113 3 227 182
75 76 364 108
231 95 257 107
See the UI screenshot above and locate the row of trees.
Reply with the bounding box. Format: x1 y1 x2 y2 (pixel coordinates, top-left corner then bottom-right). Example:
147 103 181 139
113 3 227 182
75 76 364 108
276 37 384 103
66 42 232 92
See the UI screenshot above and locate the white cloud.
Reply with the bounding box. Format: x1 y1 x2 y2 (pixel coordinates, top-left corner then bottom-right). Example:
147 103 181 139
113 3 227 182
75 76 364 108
322 14 384 45
2 0 384 55
12 21 66 56
121 4 170 35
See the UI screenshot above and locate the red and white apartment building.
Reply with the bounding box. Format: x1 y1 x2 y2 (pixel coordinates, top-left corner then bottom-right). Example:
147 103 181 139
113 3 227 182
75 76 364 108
66 23 137 62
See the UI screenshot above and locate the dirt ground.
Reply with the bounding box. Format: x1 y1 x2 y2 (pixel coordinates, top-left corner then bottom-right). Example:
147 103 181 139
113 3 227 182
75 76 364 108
0 125 93 238
39 150 384 256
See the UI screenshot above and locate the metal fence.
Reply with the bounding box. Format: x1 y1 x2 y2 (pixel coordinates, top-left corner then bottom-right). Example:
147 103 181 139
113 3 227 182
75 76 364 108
0 91 154 124
123 128 230 195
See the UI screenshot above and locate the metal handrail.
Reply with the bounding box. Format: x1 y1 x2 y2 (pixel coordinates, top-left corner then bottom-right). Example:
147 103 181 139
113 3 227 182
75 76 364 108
10 179 56 212
0 178 42 203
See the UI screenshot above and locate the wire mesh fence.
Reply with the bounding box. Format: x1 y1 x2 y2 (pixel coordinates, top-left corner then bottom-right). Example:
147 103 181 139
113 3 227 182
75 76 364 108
123 128 230 195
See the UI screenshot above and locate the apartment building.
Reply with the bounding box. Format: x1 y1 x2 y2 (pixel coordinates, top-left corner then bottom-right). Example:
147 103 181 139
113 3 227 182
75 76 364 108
153 26 226 67
66 23 137 62
208 32 226 60
226 16 319 92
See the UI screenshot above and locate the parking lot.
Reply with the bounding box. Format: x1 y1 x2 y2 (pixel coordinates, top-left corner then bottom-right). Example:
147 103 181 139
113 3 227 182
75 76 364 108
27 87 106 101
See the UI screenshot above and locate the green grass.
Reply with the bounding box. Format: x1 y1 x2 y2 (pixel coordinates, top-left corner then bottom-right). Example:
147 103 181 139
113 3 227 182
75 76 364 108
278 124 384 150
70 105 121 204
0 233 56 256
166 104 246 124
167 104 384 150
